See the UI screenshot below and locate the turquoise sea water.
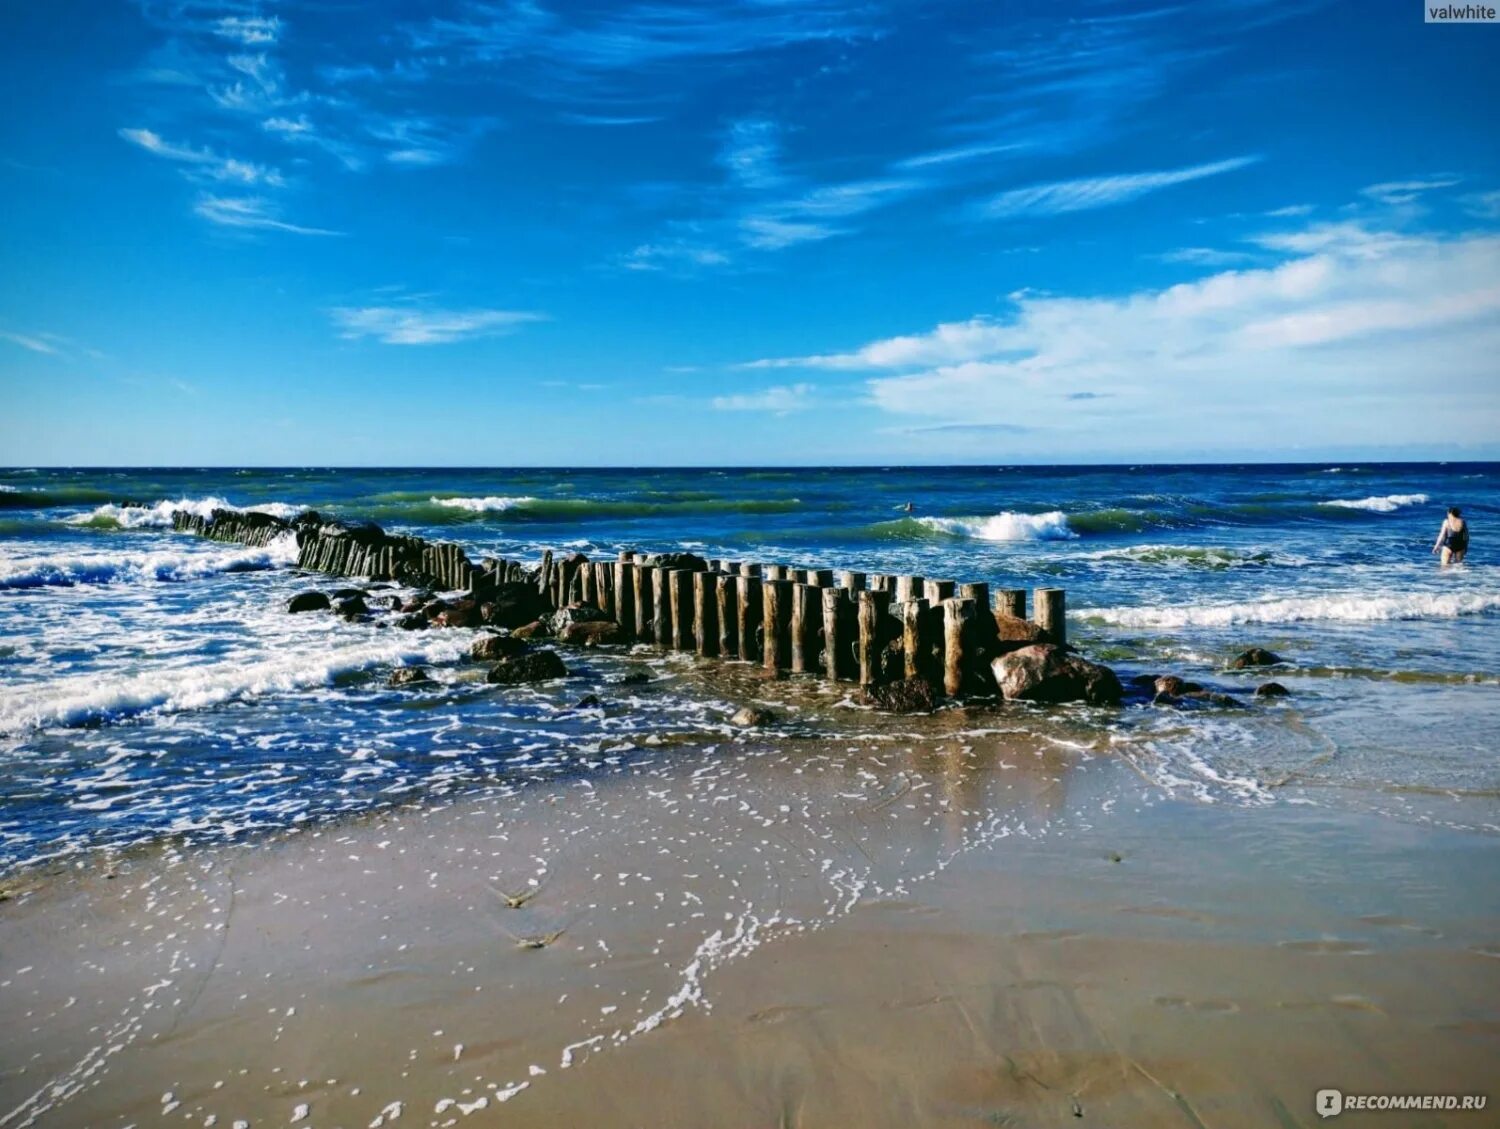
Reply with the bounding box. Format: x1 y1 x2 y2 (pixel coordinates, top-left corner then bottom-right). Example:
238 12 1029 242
1 464 1496 871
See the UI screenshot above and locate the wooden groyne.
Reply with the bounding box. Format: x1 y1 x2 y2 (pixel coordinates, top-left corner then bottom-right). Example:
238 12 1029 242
173 507 1090 703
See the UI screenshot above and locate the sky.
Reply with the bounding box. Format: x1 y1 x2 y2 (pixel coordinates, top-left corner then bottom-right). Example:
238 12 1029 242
1 0 1498 466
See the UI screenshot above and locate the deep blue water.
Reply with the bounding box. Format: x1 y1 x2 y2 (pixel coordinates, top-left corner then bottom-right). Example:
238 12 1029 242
2 463 1497 871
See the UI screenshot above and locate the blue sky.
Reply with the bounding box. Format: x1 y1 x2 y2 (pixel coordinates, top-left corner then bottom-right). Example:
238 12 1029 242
1 0 1498 466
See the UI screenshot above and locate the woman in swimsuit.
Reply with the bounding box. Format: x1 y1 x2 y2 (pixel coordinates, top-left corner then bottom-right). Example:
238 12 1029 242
1432 506 1469 565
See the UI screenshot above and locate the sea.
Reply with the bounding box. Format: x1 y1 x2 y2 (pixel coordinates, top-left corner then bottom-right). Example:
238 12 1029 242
1 464 1496 875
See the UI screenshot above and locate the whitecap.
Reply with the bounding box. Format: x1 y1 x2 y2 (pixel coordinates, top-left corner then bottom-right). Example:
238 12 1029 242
430 496 536 513
918 511 1075 541
1320 493 1429 513
1086 588 1500 628
0 536 300 589
63 496 304 529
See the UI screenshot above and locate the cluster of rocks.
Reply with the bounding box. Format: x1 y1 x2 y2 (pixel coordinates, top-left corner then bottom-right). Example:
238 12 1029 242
1128 648 1292 709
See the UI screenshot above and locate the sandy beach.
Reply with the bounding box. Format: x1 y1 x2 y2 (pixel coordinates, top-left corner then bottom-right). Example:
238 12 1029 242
4 672 1496 1128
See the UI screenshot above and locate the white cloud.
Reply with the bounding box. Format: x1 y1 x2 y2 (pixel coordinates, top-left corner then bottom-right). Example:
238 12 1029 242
119 127 284 186
710 383 816 412
214 16 281 45
1360 177 1460 206
977 156 1258 219
330 305 544 345
745 219 1500 453
194 195 339 235
1 331 60 355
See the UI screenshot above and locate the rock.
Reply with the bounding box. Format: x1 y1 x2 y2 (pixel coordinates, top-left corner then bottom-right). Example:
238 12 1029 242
643 551 709 571
729 706 776 727
396 612 428 631
333 588 367 600
512 620 549 640
470 634 529 661
991 645 1123 706
1152 691 1181 707
287 591 331 614
1154 675 1186 696
864 677 938 714
1183 690 1246 709
1255 681 1291 698
1228 647 1283 669
546 603 612 634
433 598 480 628
401 595 430 613
387 666 433 687
333 595 368 618
384 595 404 611
1128 673 1160 689
481 583 551 630
616 667 652 686
994 613 1048 645
559 620 626 646
486 650 568 684
573 694 601 709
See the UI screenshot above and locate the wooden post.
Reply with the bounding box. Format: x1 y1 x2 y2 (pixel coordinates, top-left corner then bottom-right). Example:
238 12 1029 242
924 579 956 605
895 575 925 603
943 597 977 697
959 582 990 611
669 570 694 650
763 564 787 581
857 589 887 687
556 555 578 608
719 560 739 576
790 583 819 673
595 562 613 615
737 575 763 661
693 571 718 657
870 575 894 594
580 560 597 606
739 562 761 578
614 560 635 630
762 578 792 671
999 588 1026 619
822 587 850 681
806 568 834 588
633 564 655 640
1035 587 1066 646
716 574 738 657
654 568 673 649
901 597 931 682
838 570 865 592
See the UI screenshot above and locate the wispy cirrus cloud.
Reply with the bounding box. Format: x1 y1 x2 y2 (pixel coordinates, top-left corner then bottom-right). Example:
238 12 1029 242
1 330 63 355
977 156 1259 220
330 305 545 345
194 194 340 235
710 383 815 413
1360 177 1461 206
119 126 285 186
214 14 281 46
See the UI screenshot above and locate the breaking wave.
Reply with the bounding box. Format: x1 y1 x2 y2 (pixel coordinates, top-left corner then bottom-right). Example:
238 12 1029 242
1320 493 1430 513
0 536 299 589
431 495 537 513
1084 589 1500 628
917 511 1075 542
63 496 304 530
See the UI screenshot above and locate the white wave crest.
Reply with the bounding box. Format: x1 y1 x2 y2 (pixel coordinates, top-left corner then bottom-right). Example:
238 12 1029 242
0 484 18 493
919 511 1075 541
63 496 303 529
0 633 470 735
0 536 299 589
1086 589 1500 628
431 495 536 513
1320 493 1429 513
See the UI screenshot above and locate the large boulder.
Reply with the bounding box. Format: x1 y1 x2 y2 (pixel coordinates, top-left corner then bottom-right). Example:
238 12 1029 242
1228 647 1283 669
991 645 1123 706
994 613 1048 645
1255 681 1291 698
470 633 529 661
486 650 568 684
287 591 331 614
387 666 434 687
642 552 708 571
559 620 627 646
546 603 612 635
864 677 938 714
433 598 480 628
730 706 776 727
481 583 551 630
333 595 369 618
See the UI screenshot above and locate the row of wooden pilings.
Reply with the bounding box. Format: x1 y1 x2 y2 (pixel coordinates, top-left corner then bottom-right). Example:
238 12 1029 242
533 550 1066 698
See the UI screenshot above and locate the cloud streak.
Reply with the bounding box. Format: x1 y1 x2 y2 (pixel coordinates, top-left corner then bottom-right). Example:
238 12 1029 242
194 195 340 235
977 156 1258 219
330 305 545 345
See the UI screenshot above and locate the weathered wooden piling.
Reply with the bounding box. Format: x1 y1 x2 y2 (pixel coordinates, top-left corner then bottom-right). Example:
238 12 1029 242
762 578 792 670
654 570 673 649
715 573 738 657
790 582 820 673
999 588 1026 619
894 575 924 603
901 597 931 682
669 569 694 650
822 587 850 681
581 560 598 607
693 571 718 658
838 570 865 592
943 597 977 697
807 569 834 588
633 564 655 640
737 575 763 662
614 557 635 631
857 589 887 686
924 579 956 604
1035 587 1066 646
763 564 787 581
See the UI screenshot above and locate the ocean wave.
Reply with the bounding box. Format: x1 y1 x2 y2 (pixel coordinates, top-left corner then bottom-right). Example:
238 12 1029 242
0 536 299 589
365 496 805 526
1076 544 1292 569
1320 493 1430 513
1084 589 1500 628
63 496 304 529
431 495 537 513
918 511 1075 542
0 633 471 735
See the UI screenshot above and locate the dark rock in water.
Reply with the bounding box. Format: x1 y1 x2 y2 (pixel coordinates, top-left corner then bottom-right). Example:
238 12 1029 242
512 620 548 640
401 595 430 613
991 645 1123 706
433 599 480 628
1128 673 1160 689
1229 647 1283 669
616 667 652 686
387 666 434 687
334 595 368 618
486 650 568 684
384 595 404 611
287 591 331 614
643 552 708 571
422 599 449 622
1154 675 1187 696
482 583 551 630
333 588 367 600
877 638 905 684
396 612 428 631
1152 690 1181 707
573 694 602 709
470 633 529 661
1255 681 1291 698
546 603 612 634
730 705 775 727
864 677 938 714
1183 690 1246 709
559 620 626 646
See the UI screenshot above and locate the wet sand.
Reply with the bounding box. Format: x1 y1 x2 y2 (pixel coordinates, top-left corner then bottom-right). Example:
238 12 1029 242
2 707 1497 1129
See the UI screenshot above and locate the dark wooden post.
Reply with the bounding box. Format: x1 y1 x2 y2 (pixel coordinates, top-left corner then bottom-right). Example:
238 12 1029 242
595 562 613 615
693 571 718 657
895 575 924 603
716 574 738 657
1035 588 1066 646
762 578 792 671
999 588 1026 619
838 570 865 592
821 587 849 681
943 597 977 697
669 569 694 650
557 555 578 608
581 559 597 606
633 564 655 640
901 597 930 682
857 590 887 687
869 575 894 594
737 575 763 661
654 568 673 648
539 549 554 601
924 579 956 605
615 559 635 630
790 583 819 673
762 564 787 581
807 568 834 588
739 562 761 578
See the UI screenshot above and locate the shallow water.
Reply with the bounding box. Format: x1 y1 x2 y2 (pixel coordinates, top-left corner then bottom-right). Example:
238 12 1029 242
1 463 1497 871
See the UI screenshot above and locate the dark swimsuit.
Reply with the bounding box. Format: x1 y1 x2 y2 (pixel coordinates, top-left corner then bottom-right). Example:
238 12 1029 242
1443 524 1469 554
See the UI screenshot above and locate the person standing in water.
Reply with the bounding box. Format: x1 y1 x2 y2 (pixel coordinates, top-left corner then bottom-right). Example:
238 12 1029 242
1432 506 1469 564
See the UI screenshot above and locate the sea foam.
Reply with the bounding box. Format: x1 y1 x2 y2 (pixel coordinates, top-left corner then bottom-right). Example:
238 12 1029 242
64 496 303 529
1320 493 1430 513
0 537 299 589
918 511 1075 542
1086 588 1500 628
430 495 537 513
